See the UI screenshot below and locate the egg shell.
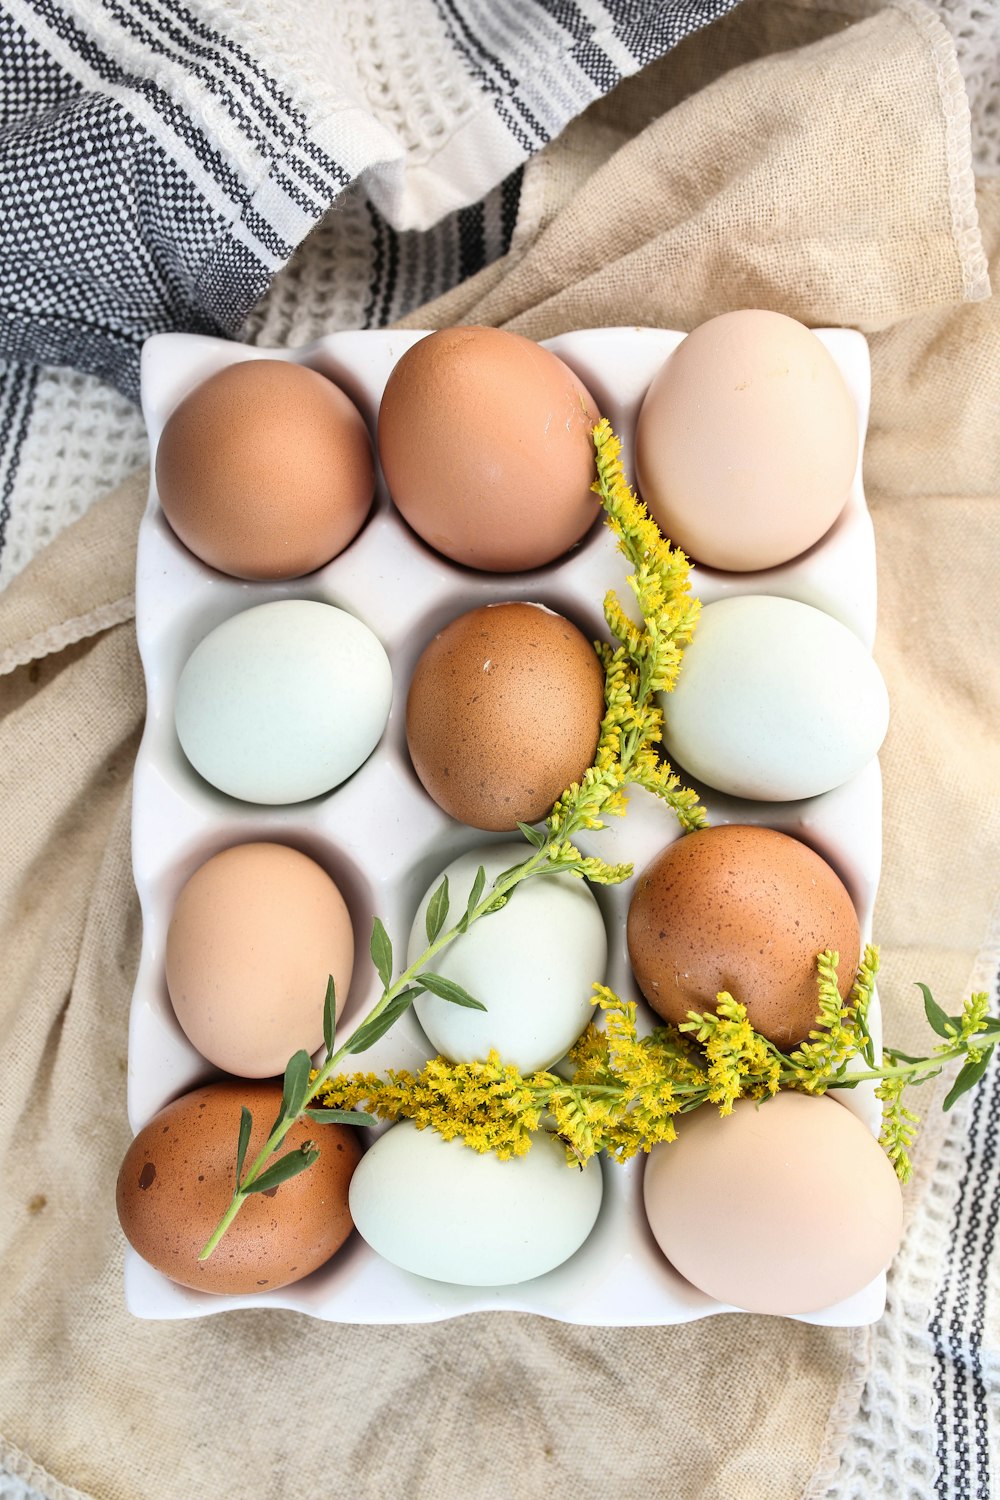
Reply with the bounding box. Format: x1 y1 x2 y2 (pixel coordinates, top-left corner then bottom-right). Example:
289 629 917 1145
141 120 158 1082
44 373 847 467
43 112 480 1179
155 359 375 580
165 843 354 1077
116 1080 361 1294
174 598 392 804
643 1092 904 1315
661 595 889 800
408 842 608 1072
405 601 605 830
627 825 859 1047
635 310 858 572
349 1121 603 1285
378 327 601 571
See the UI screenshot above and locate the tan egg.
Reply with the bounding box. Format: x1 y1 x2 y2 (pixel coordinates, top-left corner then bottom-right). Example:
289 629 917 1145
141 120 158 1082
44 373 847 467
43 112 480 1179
626 824 859 1048
643 1092 904 1315
116 1080 361 1294
155 359 374 579
166 843 353 1077
635 310 858 571
378 327 601 571
406 601 605 831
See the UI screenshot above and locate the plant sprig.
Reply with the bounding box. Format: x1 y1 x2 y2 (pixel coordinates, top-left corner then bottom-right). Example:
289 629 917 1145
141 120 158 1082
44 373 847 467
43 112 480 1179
316 950 998 1184
198 419 704 1260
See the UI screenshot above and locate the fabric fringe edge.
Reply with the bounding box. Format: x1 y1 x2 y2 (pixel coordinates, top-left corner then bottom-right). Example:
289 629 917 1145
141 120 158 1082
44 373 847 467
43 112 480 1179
895 0 991 301
0 1432 94 1500
0 596 135 678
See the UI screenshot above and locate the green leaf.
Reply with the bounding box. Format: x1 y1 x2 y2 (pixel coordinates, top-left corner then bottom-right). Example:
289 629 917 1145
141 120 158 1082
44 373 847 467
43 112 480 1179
347 992 417 1053
425 876 450 945
235 1106 253 1188
419 971 487 1011
943 1050 993 1111
457 866 487 933
305 1108 377 1127
918 982 952 1038
281 1049 313 1121
516 820 545 849
244 1148 319 1195
370 917 393 990
323 975 337 1060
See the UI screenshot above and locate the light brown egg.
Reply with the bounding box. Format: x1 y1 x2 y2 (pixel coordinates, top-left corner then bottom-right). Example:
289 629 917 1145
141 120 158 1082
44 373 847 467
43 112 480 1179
635 310 858 571
406 601 605 830
378 327 601 571
116 1080 361 1294
155 359 374 579
626 824 860 1048
643 1092 904 1315
166 843 353 1077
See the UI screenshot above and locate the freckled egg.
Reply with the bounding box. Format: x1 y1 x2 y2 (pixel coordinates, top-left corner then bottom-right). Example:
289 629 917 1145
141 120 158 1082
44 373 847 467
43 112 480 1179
406 601 605 830
155 359 375 580
174 599 392 804
635 311 858 571
165 842 354 1078
407 842 607 1073
116 1080 361 1294
378 327 601 571
626 824 860 1048
661 595 889 801
349 1121 603 1285
643 1092 904 1315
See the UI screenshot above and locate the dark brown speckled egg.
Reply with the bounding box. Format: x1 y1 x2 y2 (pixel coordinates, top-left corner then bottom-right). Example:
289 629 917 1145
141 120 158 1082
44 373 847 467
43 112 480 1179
116 1080 360 1294
406 601 605 832
626 824 860 1048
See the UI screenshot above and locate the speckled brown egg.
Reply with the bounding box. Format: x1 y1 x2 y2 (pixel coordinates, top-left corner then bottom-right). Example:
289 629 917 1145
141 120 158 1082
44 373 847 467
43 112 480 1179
116 1080 361 1294
378 327 601 571
626 824 860 1047
406 601 605 830
155 359 374 579
165 842 354 1078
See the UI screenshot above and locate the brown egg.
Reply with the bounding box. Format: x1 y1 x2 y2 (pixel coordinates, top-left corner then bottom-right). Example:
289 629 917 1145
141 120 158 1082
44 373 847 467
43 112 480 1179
406 601 605 830
635 310 858 571
116 1080 361 1294
627 824 860 1047
643 1093 904 1315
166 843 354 1077
378 327 601 571
155 359 375 579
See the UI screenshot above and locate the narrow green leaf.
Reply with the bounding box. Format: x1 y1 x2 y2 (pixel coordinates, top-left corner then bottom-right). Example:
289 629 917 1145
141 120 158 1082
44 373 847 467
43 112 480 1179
347 991 417 1053
943 1051 993 1111
235 1106 253 1187
457 865 487 932
419 971 487 1011
281 1049 313 1121
370 916 393 990
882 1049 924 1065
917 982 952 1039
425 876 450 945
305 1108 377 1127
244 1148 319 1195
516 820 545 849
322 975 337 1060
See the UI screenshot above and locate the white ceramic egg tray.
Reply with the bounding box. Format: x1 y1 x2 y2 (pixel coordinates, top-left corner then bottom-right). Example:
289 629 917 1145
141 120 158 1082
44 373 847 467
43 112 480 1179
130 325 883 1326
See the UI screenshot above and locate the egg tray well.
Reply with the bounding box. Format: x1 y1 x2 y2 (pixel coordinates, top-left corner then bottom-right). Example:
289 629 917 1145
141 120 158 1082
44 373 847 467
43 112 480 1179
130 325 883 1327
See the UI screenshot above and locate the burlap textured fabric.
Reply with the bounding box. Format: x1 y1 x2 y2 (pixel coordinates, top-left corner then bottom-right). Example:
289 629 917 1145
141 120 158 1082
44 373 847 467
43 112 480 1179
1 4 995 1498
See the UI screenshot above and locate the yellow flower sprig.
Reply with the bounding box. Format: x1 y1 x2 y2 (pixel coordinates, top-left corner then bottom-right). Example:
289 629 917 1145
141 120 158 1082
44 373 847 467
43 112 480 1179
538 420 706 885
318 949 998 1183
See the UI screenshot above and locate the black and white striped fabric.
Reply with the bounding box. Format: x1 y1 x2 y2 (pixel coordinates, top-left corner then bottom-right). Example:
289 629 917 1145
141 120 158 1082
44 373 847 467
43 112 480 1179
0 0 739 401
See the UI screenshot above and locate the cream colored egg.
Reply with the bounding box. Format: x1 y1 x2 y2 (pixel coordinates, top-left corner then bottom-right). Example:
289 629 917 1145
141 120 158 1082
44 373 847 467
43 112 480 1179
636 310 858 571
643 1092 904 1315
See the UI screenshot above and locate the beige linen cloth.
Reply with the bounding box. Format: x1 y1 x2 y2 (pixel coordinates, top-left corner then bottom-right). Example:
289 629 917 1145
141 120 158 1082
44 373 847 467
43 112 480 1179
1 3 997 1497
